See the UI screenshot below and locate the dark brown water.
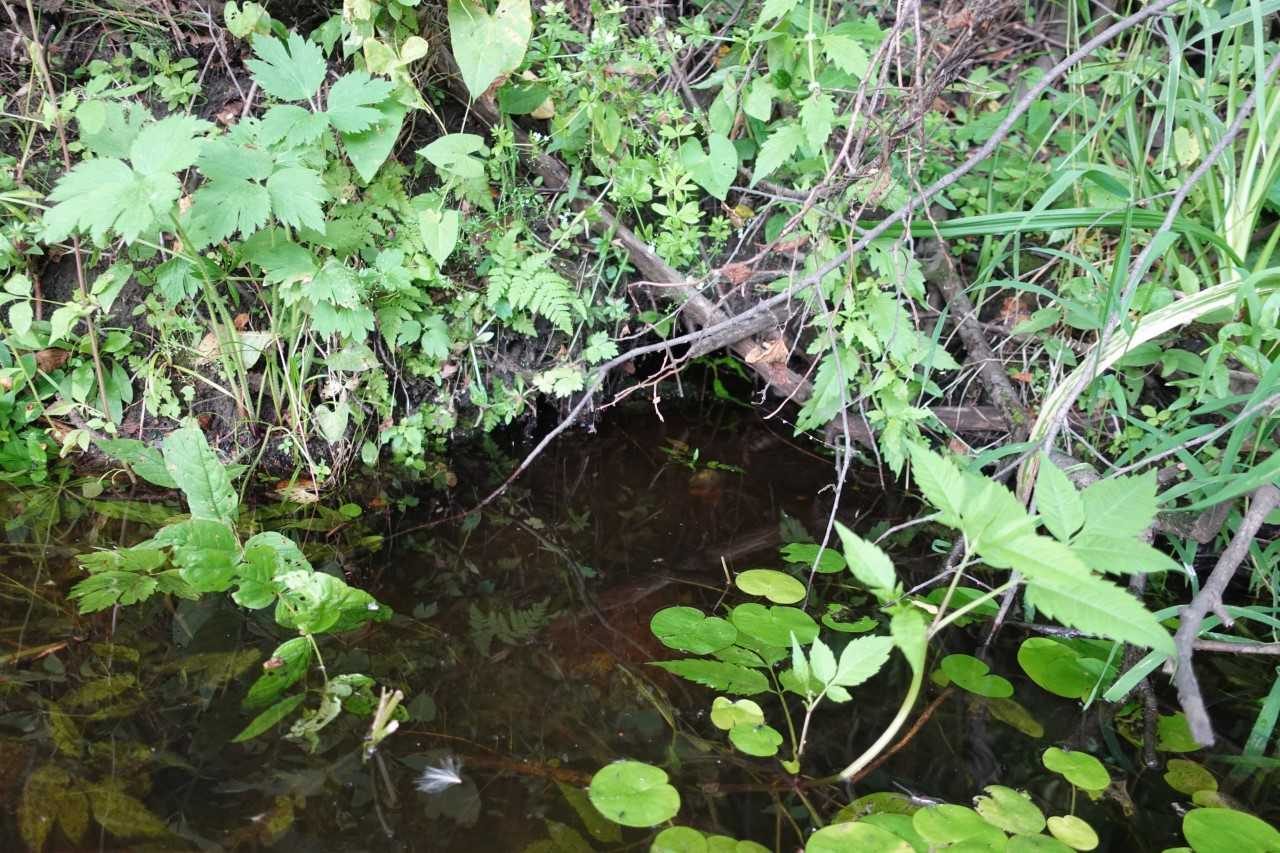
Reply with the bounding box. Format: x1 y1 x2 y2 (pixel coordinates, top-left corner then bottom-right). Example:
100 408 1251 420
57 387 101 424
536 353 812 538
0 406 1276 850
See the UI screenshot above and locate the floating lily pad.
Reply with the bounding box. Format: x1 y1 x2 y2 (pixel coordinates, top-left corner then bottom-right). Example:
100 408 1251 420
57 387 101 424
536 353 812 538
780 542 846 573
913 804 1006 846
652 826 707 853
1164 759 1217 795
974 785 1044 834
1182 808 1280 853
807 821 914 852
860 814 927 850
1046 815 1099 851
1007 835 1073 852
730 603 819 647
941 654 1014 699
587 761 679 828
988 697 1046 738
1157 713 1202 753
710 696 764 731
728 722 783 757
735 569 807 604
1016 638 1110 699
1042 748 1109 792
651 607 737 654
706 836 769 853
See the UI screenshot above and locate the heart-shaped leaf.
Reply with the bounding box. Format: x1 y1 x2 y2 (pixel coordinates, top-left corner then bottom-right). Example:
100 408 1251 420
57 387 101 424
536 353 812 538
587 761 679 828
1042 747 1109 792
940 653 1014 698
650 606 736 654
678 133 737 200
734 569 806 604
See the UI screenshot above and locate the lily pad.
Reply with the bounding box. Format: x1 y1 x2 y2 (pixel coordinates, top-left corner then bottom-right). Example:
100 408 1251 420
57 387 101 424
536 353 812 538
730 603 819 647
587 761 679 828
974 786 1044 834
1007 835 1073 852
1157 713 1202 753
780 542 846 573
710 697 765 731
1046 815 1099 851
807 821 914 852
728 722 783 757
988 697 1046 738
1016 638 1110 699
1164 759 1217 795
652 826 708 853
1042 748 1109 792
941 654 1014 699
913 804 1006 846
735 569 807 604
860 814 927 850
651 607 737 654
1182 808 1280 853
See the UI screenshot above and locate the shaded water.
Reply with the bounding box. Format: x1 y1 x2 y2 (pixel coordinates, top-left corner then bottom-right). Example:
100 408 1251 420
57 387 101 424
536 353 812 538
0 406 1276 850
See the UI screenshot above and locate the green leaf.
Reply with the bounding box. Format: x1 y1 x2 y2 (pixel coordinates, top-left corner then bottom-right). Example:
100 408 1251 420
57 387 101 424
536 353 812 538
651 826 706 853
273 570 345 634
835 522 896 597
1164 759 1217 795
418 133 488 181
95 438 178 488
827 634 892 689
157 518 240 593
650 659 770 695
1046 815 1098 851
940 653 1014 698
908 443 967 526
734 569 806 604
1035 455 1084 542
325 71 395 133
1079 472 1157 539
448 0 533 100
1016 637 1110 699
750 121 804 185
780 542 846 573
799 90 835 151
88 783 170 839
807 822 913 853
913 805 1007 847
678 133 737 201
1042 747 1109 792
232 693 306 742
245 32 327 102
129 115 211 174
43 157 181 245
267 166 328 232
341 100 407 182
161 423 238 522
890 607 927 675
729 603 819 647
244 636 312 709
729 722 783 756
1182 809 1280 853
757 0 800 24
974 785 1045 834
420 207 461 266
823 33 871 77
709 696 764 730
259 104 330 147
809 636 837 684
1069 533 1179 575
587 762 679 828
650 606 737 654
69 571 159 612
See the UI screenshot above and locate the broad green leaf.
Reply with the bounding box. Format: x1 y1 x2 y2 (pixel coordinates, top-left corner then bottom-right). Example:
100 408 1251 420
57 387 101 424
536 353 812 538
19 764 88 850
1046 815 1098 851
834 635 894 687
156 518 239 593
188 139 273 245
1164 760 1217 795
940 653 1014 698
266 166 328 232
1069 533 1179 575
325 71 395 133
809 636 837 684
342 100 408 182
799 91 835 151
734 569 806 604
651 659 770 695
88 783 170 839
650 606 737 654
730 603 819 647
43 157 181 245
807 822 913 852
1181 808 1280 853
9 300 32 335
232 693 306 742
245 32 327 102
908 443 967 526
1079 472 1157 539
418 133 488 181
780 542 846 573
1016 637 1111 699
259 103 329 147
652 826 707 853
95 438 178 488
273 570 346 634
912 804 1006 846
1042 747 1109 792
420 208 461 266
244 636 311 709
161 423 238 522
448 0 532 100
988 697 1045 738
678 133 737 200
1158 712 1202 753
130 115 211 174
729 722 783 756
974 785 1045 834
69 570 159 612
750 121 804 185
835 522 896 597
823 33 870 77
1008 835 1073 851
963 476 1038 552
710 696 764 730
1035 455 1084 542
757 0 800 24
890 608 927 675
587 762 679 828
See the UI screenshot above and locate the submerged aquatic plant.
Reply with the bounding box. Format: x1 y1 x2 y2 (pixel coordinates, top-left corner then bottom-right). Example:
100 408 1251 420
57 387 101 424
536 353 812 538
415 756 464 794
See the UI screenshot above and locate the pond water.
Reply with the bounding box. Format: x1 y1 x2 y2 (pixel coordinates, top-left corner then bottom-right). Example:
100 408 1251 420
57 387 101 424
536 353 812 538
0 404 1276 850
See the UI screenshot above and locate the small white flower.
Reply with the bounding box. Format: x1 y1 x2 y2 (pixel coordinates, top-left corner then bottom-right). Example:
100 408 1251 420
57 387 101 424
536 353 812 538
416 755 464 794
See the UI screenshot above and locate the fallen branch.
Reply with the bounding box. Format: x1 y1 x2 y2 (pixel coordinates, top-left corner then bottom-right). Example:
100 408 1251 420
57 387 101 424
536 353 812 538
1172 484 1280 747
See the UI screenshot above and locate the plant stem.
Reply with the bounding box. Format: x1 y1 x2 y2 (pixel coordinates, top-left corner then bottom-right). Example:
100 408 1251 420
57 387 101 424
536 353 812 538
827 659 924 783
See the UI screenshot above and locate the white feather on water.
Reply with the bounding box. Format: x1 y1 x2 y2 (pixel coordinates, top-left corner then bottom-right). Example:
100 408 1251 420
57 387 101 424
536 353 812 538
415 755 464 794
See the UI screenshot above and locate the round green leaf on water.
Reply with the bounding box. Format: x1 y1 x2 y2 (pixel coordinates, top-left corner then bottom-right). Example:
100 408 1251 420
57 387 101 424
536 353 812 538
652 826 707 853
1007 835 1072 852
710 697 764 731
706 835 770 853
735 569 806 604
807 821 913 852
912 804 1005 845
1164 759 1217 795
1182 808 1280 853
1016 638 1101 699
651 607 737 654
974 785 1044 834
832 792 921 822
1046 815 1099 851
1042 748 1109 792
729 722 783 757
1157 713 1201 753
730 603 819 647
941 654 1014 699
860 814 927 849
588 761 680 828
780 542 846 574
988 697 1046 738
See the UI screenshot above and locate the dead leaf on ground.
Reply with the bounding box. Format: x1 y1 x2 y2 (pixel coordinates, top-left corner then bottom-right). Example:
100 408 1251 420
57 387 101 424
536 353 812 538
720 262 752 285
744 337 789 365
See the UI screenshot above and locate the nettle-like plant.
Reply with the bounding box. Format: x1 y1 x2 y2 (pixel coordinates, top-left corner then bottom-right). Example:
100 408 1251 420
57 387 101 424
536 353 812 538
575 446 1280 848
69 422 396 748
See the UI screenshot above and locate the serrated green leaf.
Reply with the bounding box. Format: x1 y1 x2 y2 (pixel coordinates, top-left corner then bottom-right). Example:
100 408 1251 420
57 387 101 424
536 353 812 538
325 71 395 133
750 121 804 185
908 443 967 526
258 104 330 148
246 32 327 102
757 0 799 23
650 659 770 695
1080 472 1157 539
129 115 212 174
835 635 895 687
891 608 927 674
1069 533 1179 575
266 166 328 232
43 158 180 245
835 521 896 597
1035 455 1084 542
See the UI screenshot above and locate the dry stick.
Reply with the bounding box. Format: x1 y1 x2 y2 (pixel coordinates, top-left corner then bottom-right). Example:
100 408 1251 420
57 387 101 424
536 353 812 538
1173 484 1280 747
398 3 1176 533
1027 47 1280 489
15 0 113 421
